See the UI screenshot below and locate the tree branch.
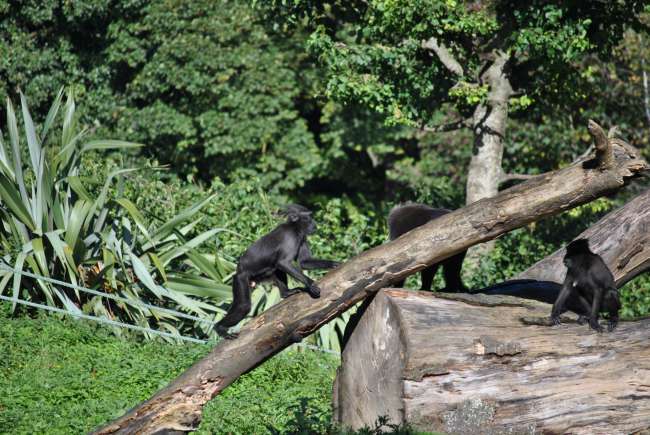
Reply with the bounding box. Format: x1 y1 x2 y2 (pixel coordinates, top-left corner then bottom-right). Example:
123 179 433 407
419 118 471 133
421 37 464 76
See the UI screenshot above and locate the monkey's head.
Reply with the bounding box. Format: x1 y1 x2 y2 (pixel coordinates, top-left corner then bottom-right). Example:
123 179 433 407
563 238 591 267
282 204 316 234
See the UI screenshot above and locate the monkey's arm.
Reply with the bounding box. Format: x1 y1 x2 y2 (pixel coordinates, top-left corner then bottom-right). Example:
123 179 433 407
550 279 573 324
298 243 340 270
277 260 320 298
589 286 604 333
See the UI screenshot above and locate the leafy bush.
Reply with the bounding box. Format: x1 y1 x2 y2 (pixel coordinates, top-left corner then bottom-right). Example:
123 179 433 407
0 90 235 339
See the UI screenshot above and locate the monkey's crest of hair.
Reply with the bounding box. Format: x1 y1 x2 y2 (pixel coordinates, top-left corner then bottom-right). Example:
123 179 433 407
566 238 591 256
279 204 312 217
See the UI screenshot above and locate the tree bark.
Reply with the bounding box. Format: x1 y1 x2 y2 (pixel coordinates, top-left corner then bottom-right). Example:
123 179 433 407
93 123 646 434
480 185 650 303
333 289 650 434
465 52 514 259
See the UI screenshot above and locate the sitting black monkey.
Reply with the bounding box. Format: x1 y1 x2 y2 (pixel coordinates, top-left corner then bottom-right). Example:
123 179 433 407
551 238 620 333
215 204 340 339
388 203 467 291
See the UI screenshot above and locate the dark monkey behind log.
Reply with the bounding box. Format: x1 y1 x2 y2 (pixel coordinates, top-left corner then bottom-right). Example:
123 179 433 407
342 203 467 349
551 238 620 333
388 203 467 291
215 205 340 339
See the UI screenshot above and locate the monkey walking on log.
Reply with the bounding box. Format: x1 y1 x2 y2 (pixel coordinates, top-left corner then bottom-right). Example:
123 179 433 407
342 203 468 348
388 203 467 292
214 205 340 339
551 238 620 333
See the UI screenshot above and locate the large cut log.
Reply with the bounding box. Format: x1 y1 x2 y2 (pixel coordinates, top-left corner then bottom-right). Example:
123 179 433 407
333 289 650 434
479 187 650 303
94 122 647 434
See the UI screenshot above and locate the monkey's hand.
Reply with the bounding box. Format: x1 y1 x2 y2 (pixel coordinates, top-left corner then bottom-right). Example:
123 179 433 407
550 315 562 326
215 324 239 340
306 283 321 298
589 318 604 333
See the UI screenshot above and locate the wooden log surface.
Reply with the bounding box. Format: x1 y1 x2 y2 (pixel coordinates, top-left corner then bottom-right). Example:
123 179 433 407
333 289 650 434
94 122 648 434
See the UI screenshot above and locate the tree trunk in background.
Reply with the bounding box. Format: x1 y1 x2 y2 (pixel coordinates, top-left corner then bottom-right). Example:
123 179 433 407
465 52 514 262
93 125 646 434
479 185 650 303
333 289 650 434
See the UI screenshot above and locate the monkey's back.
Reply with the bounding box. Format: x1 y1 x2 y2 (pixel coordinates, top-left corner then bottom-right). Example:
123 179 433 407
388 203 451 240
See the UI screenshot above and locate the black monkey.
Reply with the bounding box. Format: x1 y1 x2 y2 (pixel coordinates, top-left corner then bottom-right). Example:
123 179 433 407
551 238 620 333
388 203 467 292
215 204 340 339
342 203 467 349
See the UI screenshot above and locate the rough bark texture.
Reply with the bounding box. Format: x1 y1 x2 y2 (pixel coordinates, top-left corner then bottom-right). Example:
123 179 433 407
480 186 650 304
333 289 650 434
93 124 646 434
466 51 514 259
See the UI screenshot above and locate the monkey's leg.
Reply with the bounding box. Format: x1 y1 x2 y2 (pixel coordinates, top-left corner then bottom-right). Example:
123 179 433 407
588 288 604 333
551 283 572 325
275 271 299 298
442 252 467 292
576 294 592 325
420 264 438 291
215 273 252 339
278 261 320 298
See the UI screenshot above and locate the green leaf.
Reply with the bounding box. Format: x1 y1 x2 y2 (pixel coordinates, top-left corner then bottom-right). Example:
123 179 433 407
81 140 143 152
0 172 35 231
11 252 26 311
20 91 42 176
165 273 232 299
115 198 151 240
128 247 163 299
41 87 64 141
6 97 29 204
151 193 217 243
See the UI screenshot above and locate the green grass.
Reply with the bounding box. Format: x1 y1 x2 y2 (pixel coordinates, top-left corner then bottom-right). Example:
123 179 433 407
0 302 338 434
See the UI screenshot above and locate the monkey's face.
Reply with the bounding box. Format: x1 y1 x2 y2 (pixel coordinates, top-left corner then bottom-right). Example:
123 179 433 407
305 216 317 234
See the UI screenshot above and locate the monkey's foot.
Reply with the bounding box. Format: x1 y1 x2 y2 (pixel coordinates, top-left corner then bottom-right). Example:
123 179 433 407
307 284 321 298
589 320 604 333
577 315 589 325
550 315 562 326
215 325 239 340
608 318 619 332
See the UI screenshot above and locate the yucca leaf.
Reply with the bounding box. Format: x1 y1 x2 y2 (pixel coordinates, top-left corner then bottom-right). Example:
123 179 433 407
11 252 26 311
66 176 93 201
158 227 223 265
41 87 64 142
81 140 143 152
0 133 14 179
115 198 151 240
148 252 167 282
65 199 92 258
151 193 217 243
0 172 35 230
61 90 76 155
127 247 163 299
185 248 223 282
20 92 42 174
165 273 232 299
0 272 11 296
6 97 29 204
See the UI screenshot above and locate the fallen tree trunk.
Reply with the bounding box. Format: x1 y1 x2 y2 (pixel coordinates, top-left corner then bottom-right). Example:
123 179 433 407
479 187 650 303
94 122 647 434
333 289 650 434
